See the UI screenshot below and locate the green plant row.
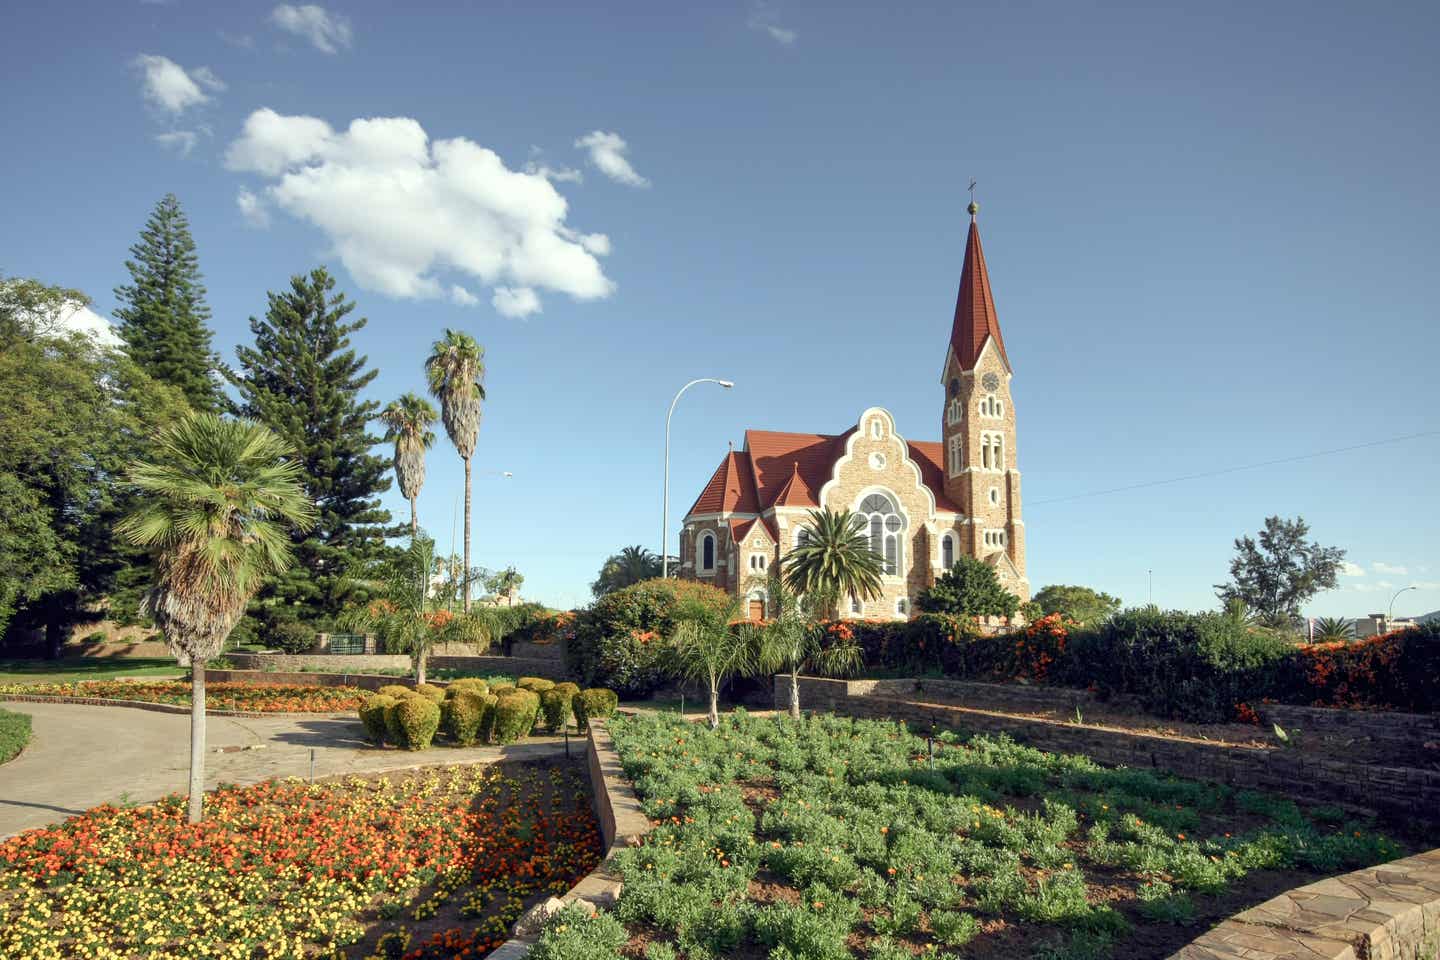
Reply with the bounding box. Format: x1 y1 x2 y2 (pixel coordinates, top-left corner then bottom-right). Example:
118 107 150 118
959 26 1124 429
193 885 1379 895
0 707 31 764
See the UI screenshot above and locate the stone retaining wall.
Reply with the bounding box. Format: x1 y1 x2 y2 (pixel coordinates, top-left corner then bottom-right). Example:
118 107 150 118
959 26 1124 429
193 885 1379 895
507 640 563 662
219 652 571 680
779 676 1440 822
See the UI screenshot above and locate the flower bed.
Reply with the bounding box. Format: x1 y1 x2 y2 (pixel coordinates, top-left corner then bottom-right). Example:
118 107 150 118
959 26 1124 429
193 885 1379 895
579 710 1424 960
0 679 369 713
0 758 602 959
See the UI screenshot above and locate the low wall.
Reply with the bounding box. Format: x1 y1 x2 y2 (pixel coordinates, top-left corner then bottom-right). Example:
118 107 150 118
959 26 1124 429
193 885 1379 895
780 676 1440 822
507 639 563 662
219 652 571 680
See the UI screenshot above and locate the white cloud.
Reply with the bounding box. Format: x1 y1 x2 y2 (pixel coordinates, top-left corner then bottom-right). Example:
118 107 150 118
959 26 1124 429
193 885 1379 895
1339 561 1366 577
236 187 270 227
578 232 611 256
132 54 217 115
59 304 124 347
450 285 478 306
524 160 584 184
155 130 199 156
270 4 353 54
747 2 797 45
492 286 541 318
1374 562 1409 576
574 130 649 187
227 109 614 317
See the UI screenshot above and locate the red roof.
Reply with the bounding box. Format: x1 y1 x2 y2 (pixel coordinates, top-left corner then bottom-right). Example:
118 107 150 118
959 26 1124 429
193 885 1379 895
950 218 1009 371
687 428 961 518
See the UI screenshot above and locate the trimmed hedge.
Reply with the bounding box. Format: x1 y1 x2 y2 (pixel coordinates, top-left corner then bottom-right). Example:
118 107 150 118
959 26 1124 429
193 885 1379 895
412 683 446 704
539 687 574 733
0 707 32 764
517 677 555 694
574 688 619 732
359 694 397 744
444 690 488 745
493 690 541 744
393 695 441 750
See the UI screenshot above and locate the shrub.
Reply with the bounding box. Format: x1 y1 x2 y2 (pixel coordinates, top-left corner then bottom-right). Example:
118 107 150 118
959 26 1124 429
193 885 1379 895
444 690 487 745
383 697 409 743
1290 622 1440 711
445 677 489 698
529 902 627 960
517 676 556 693
476 693 500 743
269 619 316 655
574 688 619 732
489 683 516 697
393 695 441 750
0 707 33 764
359 694 397 745
540 687 575 733
916 555 1020 620
377 684 414 699
492 690 541 744
567 578 733 697
412 683 446 704
554 681 580 697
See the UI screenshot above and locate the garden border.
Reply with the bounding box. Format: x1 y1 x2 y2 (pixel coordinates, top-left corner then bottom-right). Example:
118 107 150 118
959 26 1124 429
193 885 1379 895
0 692 356 720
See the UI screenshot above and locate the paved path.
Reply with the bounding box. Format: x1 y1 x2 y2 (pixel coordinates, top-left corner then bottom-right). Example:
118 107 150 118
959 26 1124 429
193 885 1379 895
0 701 570 838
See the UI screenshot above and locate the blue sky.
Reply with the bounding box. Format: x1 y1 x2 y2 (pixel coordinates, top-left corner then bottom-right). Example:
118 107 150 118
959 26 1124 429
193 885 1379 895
3 0 1437 616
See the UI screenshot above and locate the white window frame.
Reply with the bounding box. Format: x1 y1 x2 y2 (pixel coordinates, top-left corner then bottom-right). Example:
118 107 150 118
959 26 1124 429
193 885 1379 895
698 531 716 573
855 489 905 578
947 435 963 477
946 398 964 425
941 532 956 571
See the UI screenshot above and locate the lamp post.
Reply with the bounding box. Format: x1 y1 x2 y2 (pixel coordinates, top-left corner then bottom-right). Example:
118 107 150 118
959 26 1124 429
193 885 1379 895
1388 585 1417 626
662 378 734 579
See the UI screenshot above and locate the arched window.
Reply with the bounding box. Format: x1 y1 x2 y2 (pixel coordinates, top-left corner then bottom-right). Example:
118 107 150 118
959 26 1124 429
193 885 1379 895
948 377 960 398
947 435 963 476
941 532 956 571
749 554 767 572
896 597 909 616
850 596 862 615
946 398 964 425
795 528 810 550
870 418 883 439
856 491 904 576
698 532 715 573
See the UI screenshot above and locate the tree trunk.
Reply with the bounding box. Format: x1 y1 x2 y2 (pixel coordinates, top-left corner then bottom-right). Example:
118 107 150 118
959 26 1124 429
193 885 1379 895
46 602 63 660
409 495 418 538
788 666 801 720
415 648 427 685
708 671 720 729
188 663 206 824
462 456 472 613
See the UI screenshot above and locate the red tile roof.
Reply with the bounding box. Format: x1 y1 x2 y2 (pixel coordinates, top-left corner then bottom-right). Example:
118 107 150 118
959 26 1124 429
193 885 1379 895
687 450 759 516
950 218 1009 371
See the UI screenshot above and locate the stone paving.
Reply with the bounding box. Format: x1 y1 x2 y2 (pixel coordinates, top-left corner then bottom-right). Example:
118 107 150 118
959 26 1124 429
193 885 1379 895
0 700 568 838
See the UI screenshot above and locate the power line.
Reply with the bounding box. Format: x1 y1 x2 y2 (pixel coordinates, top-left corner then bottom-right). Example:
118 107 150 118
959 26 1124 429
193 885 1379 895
1028 430 1440 507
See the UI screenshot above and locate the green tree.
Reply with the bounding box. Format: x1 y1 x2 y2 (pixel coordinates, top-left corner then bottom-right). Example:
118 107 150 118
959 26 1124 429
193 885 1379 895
379 393 438 537
340 534 440 684
1030 584 1121 625
0 287 190 653
782 508 885 618
1311 616 1354 642
751 575 862 719
487 566 524 606
671 592 750 728
117 414 314 822
0 273 91 343
1216 516 1346 629
425 330 486 612
916 555 1020 620
113 194 221 411
591 545 662 597
228 268 397 625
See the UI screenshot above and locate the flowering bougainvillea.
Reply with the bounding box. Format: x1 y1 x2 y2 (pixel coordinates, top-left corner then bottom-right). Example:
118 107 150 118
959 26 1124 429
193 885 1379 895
0 761 601 959
0 680 369 713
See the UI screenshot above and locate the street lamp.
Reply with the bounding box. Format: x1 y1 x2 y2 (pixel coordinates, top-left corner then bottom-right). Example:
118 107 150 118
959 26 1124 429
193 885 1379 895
1389 585 1418 625
662 378 734 579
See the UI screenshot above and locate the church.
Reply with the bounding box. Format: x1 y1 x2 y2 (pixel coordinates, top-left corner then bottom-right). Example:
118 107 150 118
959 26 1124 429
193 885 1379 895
677 204 1028 621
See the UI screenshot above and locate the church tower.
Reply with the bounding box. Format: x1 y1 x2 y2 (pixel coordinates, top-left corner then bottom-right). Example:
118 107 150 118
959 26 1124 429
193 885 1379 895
939 202 1028 599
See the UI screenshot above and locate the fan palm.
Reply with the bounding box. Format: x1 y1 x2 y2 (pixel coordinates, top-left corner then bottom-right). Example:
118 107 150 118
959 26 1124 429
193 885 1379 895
751 575 863 719
1312 616 1354 642
379 393 438 537
425 330 485 611
591 545 662 597
671 592 750 728
341 535 441 682
782 508 885 619
116 414 314 823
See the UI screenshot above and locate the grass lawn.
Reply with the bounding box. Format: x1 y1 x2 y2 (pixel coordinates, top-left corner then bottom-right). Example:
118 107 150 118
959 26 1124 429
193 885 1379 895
0 757 601 959
0 657 182 685
575 710 1421 960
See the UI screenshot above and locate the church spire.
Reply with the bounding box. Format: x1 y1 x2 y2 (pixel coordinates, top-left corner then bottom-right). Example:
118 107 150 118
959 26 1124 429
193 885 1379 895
949 206 1009 371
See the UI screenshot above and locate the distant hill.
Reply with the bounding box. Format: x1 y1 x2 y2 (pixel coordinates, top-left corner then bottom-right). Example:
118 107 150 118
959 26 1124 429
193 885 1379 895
1416 610 1439 625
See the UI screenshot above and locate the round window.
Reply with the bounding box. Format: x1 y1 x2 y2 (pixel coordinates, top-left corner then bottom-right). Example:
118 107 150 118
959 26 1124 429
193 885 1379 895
869 452 886 471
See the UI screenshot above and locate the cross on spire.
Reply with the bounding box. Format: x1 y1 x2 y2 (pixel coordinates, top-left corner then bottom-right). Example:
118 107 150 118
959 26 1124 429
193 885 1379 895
967 178 979 219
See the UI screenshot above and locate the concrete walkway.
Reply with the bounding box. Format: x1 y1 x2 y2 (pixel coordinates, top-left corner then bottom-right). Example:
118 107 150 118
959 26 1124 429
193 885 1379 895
0 700 570 838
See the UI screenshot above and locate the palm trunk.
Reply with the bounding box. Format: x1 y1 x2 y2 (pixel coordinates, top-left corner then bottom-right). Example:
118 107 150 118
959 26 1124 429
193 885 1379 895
789 665 801 720
708 669 720 729
415 650 427 685
409 495 418 538
188 663 206 824
462 456 472 613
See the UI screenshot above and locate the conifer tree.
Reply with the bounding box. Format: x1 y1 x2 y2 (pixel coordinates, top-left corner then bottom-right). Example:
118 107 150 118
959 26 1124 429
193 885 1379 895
113 195 221 411
228 268 398 624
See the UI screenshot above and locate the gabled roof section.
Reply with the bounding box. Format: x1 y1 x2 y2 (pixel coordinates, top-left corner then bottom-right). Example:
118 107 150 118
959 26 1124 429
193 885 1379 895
744 428 855 510
950 217 1010 371
906 441 963 513
686 449 759 517
730 516 777 544
771 461 817 508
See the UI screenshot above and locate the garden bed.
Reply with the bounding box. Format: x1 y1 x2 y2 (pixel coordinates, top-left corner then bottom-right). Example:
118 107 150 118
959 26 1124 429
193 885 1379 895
590 710 1433 960
0 756 602 959
0 679 369 713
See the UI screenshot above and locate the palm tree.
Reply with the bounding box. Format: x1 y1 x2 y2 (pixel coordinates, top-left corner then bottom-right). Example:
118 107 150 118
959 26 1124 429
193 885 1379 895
671 592 751 728
1312 616 1354 642
116 414 314 823
752 575 862 720
591 545 662 597
379 393 438 537
341 534 441 683
782 508 885 619
489 566 524 606
425 330 485 611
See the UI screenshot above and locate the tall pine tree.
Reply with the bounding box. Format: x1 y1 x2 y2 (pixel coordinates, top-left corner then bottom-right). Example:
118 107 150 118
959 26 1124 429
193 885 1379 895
113 194 221 411
228 268 398 626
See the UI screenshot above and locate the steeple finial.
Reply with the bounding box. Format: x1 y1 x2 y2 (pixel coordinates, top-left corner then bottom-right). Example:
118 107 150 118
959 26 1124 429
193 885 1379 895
967 178 978 219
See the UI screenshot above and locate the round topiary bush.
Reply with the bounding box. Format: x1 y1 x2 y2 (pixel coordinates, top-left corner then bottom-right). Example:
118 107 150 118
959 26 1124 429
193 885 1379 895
394 695 441 750
489 683 516 697
377 684 413 699
553 681 580 698
517 676 556 694
269 619 317 655
383 697 408 743
413 683 446 704
359 694 397 745
539 687 575 733
573 688 619 732
444 690 487 745
446 677 489 698
491 690 541 744
476 693 500 743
